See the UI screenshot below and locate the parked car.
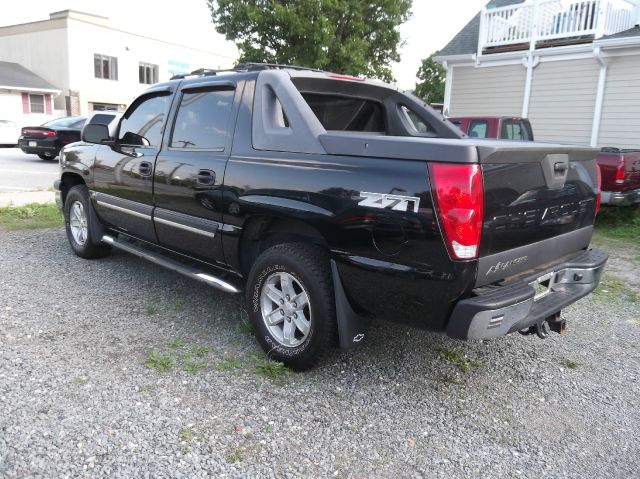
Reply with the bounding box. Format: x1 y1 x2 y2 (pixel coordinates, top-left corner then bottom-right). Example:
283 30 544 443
18 116 86 160
449 116 534 141
83 111 123 138
0 119 20 146
54 64 606 370
597 148 640 206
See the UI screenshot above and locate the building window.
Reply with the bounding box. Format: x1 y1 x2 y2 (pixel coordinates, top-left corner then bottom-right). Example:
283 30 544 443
139 62 159 84
91 103 120 111
94 54 118 80
29 94 45 114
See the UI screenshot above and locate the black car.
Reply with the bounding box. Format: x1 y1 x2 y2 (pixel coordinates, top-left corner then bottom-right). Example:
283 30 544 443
54 64 607 370
18 116 86 160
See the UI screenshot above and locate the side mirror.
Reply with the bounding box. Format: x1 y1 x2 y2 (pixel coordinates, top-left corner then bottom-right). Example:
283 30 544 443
82 124 112 144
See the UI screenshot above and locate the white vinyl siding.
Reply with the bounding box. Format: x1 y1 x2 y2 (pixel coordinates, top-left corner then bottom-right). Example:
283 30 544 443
527 59 599 145
449 64 525 116
598 54 640 149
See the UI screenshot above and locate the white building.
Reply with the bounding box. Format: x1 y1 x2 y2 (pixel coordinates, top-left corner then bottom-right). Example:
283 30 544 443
0 9 234 118
0 60 60 126
436 0 640 149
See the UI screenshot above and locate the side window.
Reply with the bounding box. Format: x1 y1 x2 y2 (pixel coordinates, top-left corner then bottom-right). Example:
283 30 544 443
468 120 488 138
119 94 170 147
170 87 235 150
400 105 431 133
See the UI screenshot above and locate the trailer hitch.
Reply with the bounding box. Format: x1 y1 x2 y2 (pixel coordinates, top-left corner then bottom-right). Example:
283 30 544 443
519 312 566 339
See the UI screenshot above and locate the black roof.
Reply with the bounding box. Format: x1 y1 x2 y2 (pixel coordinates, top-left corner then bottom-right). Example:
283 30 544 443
438 0 525 57
0 61 59 91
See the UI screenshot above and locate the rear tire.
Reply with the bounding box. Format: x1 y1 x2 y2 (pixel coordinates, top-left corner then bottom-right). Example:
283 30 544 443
245 243 337 371
64 185 111 259
38 154 55 160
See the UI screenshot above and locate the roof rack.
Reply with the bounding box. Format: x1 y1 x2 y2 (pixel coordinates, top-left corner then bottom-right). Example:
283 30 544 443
170 62 324 80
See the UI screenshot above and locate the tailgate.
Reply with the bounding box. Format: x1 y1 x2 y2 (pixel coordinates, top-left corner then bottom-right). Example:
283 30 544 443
476 142 599 286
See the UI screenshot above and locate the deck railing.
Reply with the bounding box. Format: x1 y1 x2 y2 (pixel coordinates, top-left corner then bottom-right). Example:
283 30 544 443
478 0 638 53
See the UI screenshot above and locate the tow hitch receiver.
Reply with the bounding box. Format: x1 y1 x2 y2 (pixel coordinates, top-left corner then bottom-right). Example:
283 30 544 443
519 312 566 339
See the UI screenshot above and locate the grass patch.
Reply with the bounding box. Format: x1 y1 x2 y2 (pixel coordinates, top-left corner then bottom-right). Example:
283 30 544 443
190 345 210 358
179 426 193 442
595 275 638 303
560 358 579 369
436 347 481 374
145 303 158 315
438 375 464 385
144 351 174 372
0 203 63 230
173 298 185 310
595 206 640 240
226 448 244 463
216 356 241 371
252 355 290 384
166 337 185 349
184 360 208 374
235 318 254 336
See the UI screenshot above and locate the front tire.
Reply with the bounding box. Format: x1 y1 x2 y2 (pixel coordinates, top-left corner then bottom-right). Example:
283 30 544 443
64 185 111 259
246 243 337 370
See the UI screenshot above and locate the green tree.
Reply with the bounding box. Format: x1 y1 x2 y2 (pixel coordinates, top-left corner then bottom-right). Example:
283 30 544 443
207 0 412 82
414 52 445 103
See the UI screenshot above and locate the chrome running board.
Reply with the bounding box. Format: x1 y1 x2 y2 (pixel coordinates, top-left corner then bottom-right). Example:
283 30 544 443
101 235 241 294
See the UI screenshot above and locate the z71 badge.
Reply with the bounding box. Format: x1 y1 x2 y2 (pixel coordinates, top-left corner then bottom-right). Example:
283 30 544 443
356 192 420 213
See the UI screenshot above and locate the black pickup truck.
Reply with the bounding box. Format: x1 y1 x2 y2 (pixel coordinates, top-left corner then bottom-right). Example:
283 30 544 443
54 64 607 370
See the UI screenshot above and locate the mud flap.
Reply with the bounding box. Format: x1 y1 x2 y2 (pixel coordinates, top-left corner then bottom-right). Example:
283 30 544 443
86 196 106 246
331 260 370 349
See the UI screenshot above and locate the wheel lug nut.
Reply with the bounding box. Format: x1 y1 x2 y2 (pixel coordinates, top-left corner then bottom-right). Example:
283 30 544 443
293 313 297 319
286 295 290 300
280 310 285 316
286 317 291 322
291 302 297 308
280 299 284 304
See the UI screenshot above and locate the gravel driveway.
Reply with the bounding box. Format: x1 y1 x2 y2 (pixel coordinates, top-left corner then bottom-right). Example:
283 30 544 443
1 228 639 478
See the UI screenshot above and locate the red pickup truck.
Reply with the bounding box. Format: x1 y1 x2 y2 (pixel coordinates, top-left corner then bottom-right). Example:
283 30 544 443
597 148 640 206
448 116 534 141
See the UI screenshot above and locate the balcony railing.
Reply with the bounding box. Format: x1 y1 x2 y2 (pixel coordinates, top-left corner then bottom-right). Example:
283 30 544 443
478 0 638 54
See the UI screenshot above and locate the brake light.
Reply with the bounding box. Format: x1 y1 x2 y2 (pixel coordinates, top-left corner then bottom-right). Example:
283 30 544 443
428 163 483 260
21 128 56 137
327 73 364 81
614 159 625 185
595 165 602 215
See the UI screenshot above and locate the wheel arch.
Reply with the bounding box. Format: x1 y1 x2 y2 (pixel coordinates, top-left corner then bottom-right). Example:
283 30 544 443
238 214 328 277
60 172 86 206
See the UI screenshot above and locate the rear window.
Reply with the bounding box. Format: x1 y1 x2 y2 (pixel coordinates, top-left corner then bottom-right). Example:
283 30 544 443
468 120 488 138
301 93 385 133
43 117 86 128
89 114 115 126
501 119 533 141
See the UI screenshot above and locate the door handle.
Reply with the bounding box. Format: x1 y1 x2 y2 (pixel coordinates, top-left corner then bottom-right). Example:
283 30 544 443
139 161 153 177
197 169 216 186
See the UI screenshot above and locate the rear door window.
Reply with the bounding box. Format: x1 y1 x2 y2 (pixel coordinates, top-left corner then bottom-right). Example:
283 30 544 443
301 93 386 133
170 87 235 150
501 119 533 141
468 120 488 138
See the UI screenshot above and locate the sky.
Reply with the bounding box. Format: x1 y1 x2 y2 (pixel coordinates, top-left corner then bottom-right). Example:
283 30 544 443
0 0 487 89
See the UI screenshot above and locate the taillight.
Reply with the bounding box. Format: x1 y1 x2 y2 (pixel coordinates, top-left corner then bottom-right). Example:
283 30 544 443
428 163 483 260
43 130 56 137
614 159 625 185
595 165 602 215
